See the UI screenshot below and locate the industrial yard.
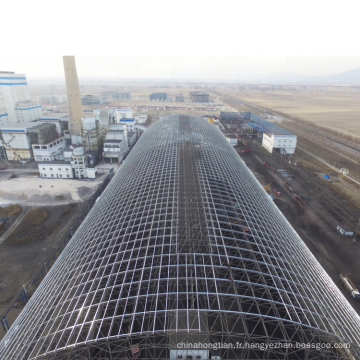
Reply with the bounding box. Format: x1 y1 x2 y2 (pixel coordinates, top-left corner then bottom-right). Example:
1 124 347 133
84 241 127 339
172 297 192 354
2 75 360 353
233 137 360 313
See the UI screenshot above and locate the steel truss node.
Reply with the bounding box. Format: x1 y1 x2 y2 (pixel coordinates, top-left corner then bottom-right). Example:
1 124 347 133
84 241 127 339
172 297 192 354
0 114 359 359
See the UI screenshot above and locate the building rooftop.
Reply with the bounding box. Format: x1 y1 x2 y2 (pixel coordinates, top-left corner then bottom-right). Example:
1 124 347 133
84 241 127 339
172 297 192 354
104 139 123 143
39 161 71 165
40 114 69 121
0 122 41 131
250 113 294 136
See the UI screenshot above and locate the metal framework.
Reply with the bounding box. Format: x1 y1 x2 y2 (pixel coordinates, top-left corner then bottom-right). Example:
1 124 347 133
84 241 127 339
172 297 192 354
1 114 360 360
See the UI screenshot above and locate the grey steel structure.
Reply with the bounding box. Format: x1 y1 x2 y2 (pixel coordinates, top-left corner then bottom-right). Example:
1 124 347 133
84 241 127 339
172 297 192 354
1 114 360 360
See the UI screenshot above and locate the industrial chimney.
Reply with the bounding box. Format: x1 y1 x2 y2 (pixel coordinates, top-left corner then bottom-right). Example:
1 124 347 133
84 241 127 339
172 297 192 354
63 56 84 136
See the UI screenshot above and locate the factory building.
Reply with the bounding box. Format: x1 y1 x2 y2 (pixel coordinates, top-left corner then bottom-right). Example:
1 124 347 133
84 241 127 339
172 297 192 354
247 113 298 154
115 107 132 121
81 94 108 105
118 118 135 132
38 162 74 178
102 124 129 163
15 101 43 123
32 137 66 162
114 92 131 100
0 110 9 127
220 111 248 120
127 131 137 146
100 91 131 100
0 71 42 124
93 108 116 128
191 91 209 102
226 134 238 146
1 122 59 161
149 92 166 101
38 145 97 179
135 113 147 124
39 114 69 135
175 94 185 102
2 114 360 360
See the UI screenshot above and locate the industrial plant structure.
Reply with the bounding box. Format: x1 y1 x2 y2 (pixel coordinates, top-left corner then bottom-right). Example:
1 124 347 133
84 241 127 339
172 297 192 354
175 94 185 102
1 114 360 360
150 92 167 101
0 71 43 126
191 91 209 102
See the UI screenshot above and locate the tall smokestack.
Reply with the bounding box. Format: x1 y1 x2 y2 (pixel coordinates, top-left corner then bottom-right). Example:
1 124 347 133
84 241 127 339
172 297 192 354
63 56 84 136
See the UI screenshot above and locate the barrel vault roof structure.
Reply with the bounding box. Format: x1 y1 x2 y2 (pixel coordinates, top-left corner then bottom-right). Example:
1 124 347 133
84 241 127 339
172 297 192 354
0 114 360 359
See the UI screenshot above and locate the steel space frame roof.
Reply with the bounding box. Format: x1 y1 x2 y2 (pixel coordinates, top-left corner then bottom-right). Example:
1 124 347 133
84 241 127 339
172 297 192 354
0 114 359 360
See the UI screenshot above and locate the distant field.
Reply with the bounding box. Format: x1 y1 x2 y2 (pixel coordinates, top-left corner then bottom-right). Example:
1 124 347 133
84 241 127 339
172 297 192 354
220 89 360 137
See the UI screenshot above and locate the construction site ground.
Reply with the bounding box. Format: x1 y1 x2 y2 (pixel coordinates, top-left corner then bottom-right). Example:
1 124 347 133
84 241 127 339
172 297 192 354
235 138 360 316
0 166 115 339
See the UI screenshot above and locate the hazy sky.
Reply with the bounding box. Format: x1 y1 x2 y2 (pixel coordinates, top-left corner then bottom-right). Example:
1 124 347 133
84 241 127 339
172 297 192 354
1 0 360 79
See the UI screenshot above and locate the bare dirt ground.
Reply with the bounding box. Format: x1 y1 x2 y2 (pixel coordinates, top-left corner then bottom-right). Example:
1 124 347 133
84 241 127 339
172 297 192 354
0 203 79 305
0 169 112 339
218 88 360 137
236 138 360 315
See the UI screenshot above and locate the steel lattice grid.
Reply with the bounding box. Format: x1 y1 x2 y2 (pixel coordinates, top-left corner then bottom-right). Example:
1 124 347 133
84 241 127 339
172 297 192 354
0 114 359 360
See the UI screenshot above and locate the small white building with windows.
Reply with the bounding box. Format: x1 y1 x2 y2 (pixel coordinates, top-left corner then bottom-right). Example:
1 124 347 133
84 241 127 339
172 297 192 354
39 162 74 179
262 132 297 154
32 137 66 161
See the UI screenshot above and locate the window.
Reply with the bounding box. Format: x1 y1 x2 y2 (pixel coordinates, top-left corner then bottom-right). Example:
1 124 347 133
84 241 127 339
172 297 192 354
177 356 182 359
43 174 47 177
59 174 62 177
67 175 70 178
66 168 69 171
51 174 54 177
34 146 40 149
42 168 45 170
50 168 53 170
196 356 201 359
58 168 61 171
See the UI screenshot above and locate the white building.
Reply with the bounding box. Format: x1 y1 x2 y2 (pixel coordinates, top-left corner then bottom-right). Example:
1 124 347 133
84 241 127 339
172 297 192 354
38 145 97 179
116 108 132 121
102 124 129 164
118 118 135 132
0 110 9 127
262 132 297 155
226 135 238 147
32 137 66 162
15 101 43 123
39 162 74 179
0 71 42 124
135 113 148 124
